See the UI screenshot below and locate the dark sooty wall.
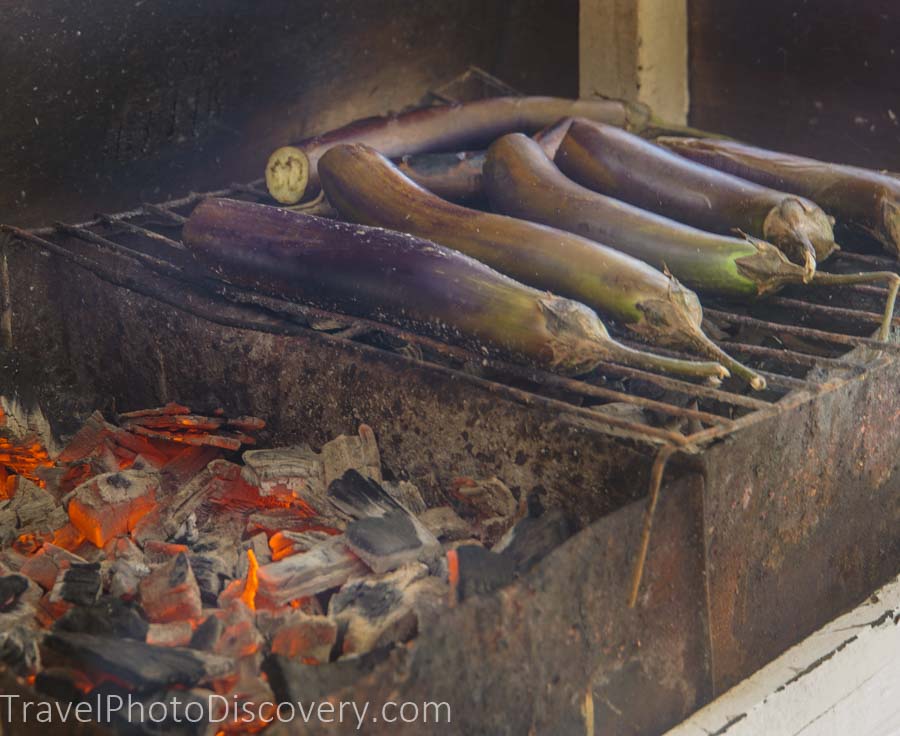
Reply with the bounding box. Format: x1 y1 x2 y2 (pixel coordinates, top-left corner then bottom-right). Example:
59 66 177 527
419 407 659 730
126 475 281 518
689 0 900 170
0 0 578 226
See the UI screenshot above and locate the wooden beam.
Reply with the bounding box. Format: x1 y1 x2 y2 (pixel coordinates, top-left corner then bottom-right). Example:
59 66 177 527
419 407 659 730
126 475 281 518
580 0 689 124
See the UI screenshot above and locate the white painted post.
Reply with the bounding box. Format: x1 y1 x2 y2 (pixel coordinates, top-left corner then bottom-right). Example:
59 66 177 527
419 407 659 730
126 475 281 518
579 0 689 124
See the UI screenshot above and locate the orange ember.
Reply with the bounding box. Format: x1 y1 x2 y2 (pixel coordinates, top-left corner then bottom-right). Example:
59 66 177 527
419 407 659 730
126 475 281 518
240 549 259 611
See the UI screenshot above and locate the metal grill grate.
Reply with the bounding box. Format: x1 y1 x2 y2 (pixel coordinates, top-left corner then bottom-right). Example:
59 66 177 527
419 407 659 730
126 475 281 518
3 178 899 460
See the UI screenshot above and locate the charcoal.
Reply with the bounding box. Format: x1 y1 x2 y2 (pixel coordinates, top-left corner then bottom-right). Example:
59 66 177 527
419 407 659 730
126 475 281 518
344 509 441 575
419 506 474 542
57 410 114 463
269 530 335 560
189 614 224 651
241 445 326 500
247 509 344 536
495 509 577 573
383 479 427 515
326 469 403 519
139 552 202 623
450 545 516 602
147 621 194 647
110 557 151 598
270 611 338 663
321 424 382 487
256 538 367 607
49 562 101 606
0 477 66 545
330 563 447 655
212 604 263 660
54 596 149 640
264 645 396 704
189 549 235 606
241 532 272 570
42 631 234 691
105 688 225 736
160 464 217 538
68 469 159 547
0 573 28 612
160 446 222 493
34 666 93 704
20 543 89 590
0 625 41 675
453 476 520 545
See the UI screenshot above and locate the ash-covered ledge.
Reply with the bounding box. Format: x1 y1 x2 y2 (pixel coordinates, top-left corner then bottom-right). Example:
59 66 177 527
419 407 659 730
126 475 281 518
665 573 900 736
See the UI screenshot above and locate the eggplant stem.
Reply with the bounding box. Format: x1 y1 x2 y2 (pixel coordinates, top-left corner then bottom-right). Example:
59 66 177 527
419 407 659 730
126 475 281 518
692 334 767 390
602 339 729 384
810 270 900 342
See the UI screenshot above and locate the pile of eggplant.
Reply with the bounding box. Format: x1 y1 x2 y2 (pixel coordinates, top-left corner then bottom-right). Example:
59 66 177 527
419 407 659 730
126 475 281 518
182 97 900 393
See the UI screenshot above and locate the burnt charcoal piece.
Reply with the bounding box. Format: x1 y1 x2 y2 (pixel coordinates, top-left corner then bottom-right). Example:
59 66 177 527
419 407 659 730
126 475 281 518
0 477 66 545
0 574 28 612
270 611 338 663
495 509 577 573
451 545 516 602
326 469 403 520
419 506 474 542
68 470 159 547
256 538 367 607
344 510 441 574
42 632 233 692
321 425 382 487
0 625 40 675
105 688 223 736
189 553 230 605
34 667 92 704
264 646 396 704
329 564 447 656
139 552 202 623
188 615 224 651
50 562 102 606
54 596 149 640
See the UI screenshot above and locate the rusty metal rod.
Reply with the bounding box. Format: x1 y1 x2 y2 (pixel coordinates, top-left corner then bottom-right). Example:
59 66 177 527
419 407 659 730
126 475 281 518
766 295 900 327
628 443 677 608
704 308 900 352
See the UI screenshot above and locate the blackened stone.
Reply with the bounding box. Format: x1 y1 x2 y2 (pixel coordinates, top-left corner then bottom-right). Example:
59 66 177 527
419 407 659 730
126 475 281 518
54 596 149 640
188 615 224 651
0 625 40 675
264 646 397 704
344 510 441 574
497 509 576 573
327 469 402 519
34 667 91 704
453 545 516 602
42 632 233 692
0 574 28 612
57 562 102 606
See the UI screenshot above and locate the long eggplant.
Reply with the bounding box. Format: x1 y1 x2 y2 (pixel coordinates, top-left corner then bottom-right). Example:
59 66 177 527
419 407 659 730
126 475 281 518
553 119 837 273
182 198 727 381
317 143 764 389
484 134 900 340
397 151 486 203
483 133 808 297
657 136 900 259
265 97 637 205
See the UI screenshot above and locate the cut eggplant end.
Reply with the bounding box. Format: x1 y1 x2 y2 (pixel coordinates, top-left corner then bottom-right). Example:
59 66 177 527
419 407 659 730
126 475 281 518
266 146 310 204
810 270 900 342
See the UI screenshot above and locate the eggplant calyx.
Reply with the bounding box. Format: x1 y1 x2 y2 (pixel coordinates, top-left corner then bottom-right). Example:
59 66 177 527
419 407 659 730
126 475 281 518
762 197 834 272
734 236 811 295
266 146 310 204
631 276 704 345
538 295 727 381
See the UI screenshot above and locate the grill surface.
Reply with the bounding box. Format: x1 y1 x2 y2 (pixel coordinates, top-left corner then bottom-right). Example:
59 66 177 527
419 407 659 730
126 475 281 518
1 75 900 735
